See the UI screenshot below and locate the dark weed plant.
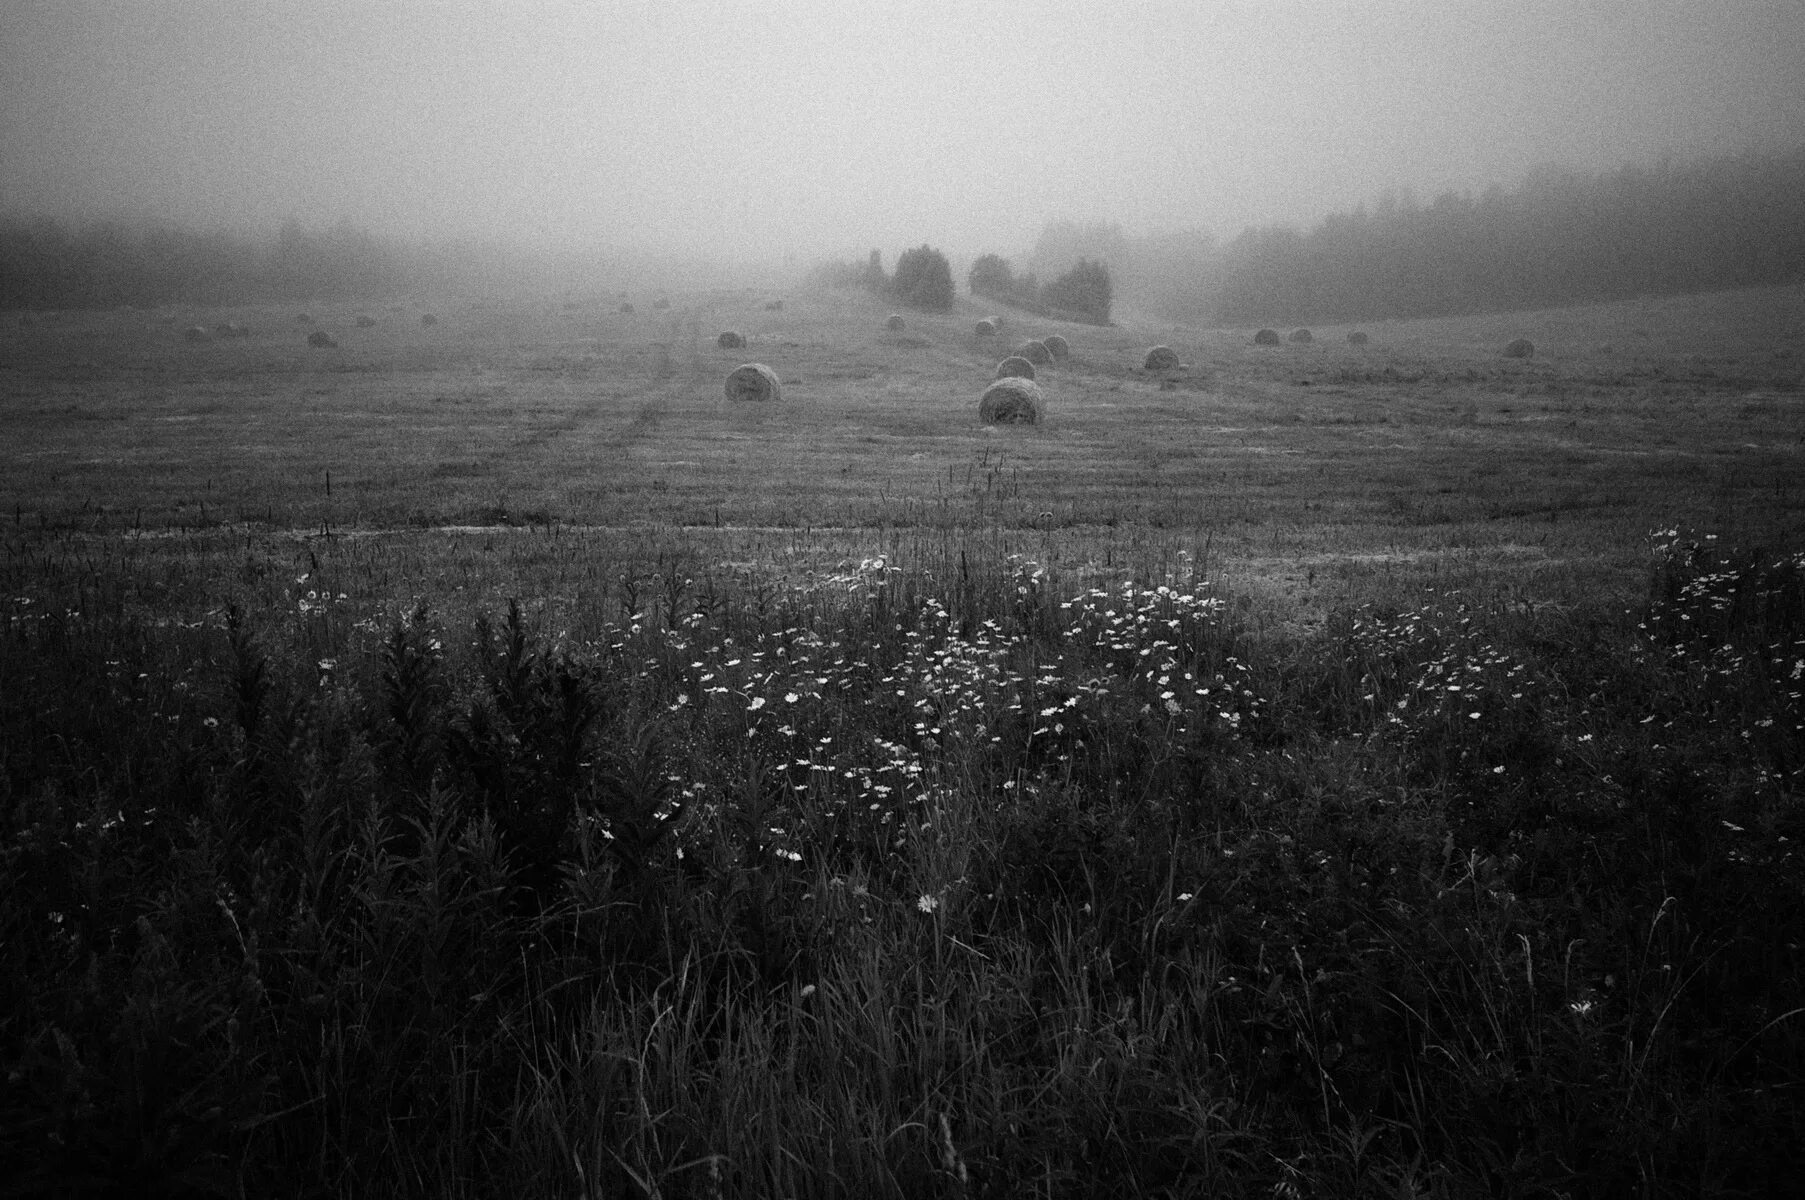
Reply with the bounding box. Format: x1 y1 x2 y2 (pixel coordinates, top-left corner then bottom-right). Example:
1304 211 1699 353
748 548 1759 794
3 536 1802 1196
1640 528 1805 774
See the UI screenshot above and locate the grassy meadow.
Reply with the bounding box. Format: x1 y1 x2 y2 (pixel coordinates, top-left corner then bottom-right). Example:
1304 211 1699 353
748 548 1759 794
2 282 1802 1197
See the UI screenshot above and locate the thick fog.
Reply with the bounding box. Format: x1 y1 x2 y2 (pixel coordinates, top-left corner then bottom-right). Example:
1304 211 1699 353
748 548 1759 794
4 0 1803 264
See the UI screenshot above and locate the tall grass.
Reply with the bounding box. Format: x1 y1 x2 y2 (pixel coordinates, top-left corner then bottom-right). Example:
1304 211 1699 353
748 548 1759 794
3 528 1800 1196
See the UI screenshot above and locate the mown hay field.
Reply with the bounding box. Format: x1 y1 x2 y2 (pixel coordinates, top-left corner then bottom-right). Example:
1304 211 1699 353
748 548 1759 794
3 282 1802 623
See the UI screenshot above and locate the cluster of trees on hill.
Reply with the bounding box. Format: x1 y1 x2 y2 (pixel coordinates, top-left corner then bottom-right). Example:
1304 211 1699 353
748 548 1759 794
806 249 886 292
967 254 1040 310
806 244 955 311
1028 147 1805 326
1024 221 1216 325
889 245 955 310
807 243 1113 322
968 252 1113 324
1040 259 1113 321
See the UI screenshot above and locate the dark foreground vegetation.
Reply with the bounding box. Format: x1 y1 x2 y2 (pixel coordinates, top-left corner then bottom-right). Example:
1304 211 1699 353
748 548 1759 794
4 526 1801 1197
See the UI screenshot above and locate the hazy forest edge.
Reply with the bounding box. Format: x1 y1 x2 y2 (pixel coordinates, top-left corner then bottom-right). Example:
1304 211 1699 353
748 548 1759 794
1046 147 1805 326
5 146 1805 323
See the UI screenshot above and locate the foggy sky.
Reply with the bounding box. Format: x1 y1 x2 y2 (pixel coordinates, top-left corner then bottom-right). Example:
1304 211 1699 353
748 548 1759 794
4 0 1803 264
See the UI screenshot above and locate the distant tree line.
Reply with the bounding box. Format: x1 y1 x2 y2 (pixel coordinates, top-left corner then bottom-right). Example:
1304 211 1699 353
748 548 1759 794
806 245 955 311
0 216 488 310
968 252 1113 324
1025 147 1805 326
1202 148 1805 324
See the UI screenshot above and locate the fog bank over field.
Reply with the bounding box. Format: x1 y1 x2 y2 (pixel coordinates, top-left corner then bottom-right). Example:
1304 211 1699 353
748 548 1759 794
3 0 1803 266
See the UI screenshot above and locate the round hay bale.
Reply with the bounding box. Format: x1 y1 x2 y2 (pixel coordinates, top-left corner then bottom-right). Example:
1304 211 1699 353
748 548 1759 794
1017 339 1052 365
619 302 636 315
297 313 313 323
355 314 377 328
995 355 1037 381
1143 345 1181 370
1253 328 1281 345
1042 334 1070 359
765 300 783 312
184 325 210 342
987 315 1005 331
979 377 1042 425
886 313 906 332
1288 328 1313 344
1503 338 1534 358
1346 331 1369 345
307 330 337 348
974 319 997 337
717 330 746 349
652 298 670 310
421 313 438 326
724 362 781 403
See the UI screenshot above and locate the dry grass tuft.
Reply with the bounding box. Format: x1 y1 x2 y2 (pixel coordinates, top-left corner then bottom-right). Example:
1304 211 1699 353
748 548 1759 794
724 362 782 402
979 375 1042 423
994 355 1037 381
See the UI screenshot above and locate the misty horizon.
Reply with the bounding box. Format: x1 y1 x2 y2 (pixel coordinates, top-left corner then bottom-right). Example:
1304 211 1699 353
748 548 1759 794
4 1 1804 267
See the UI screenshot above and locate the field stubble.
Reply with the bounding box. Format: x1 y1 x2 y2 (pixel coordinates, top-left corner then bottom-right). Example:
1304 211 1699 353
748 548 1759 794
3 285 1800 614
